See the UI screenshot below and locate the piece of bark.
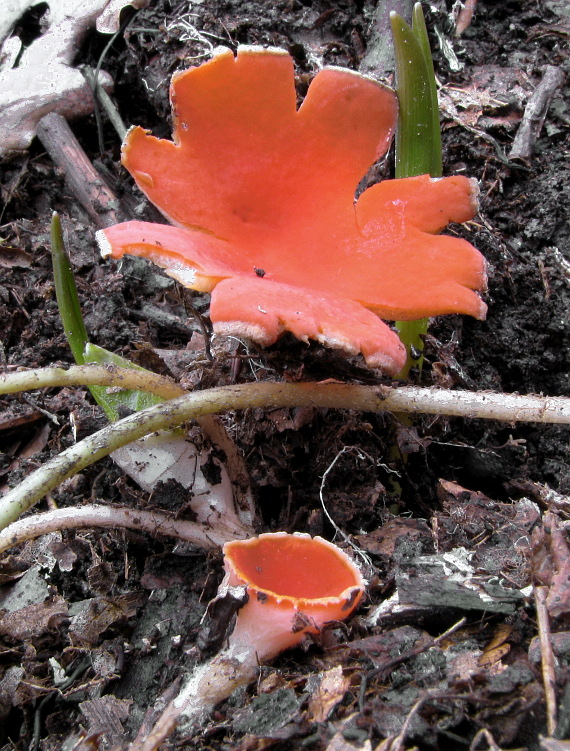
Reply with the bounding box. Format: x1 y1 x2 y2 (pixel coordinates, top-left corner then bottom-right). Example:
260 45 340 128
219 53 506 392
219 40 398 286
36 113 122 228
79 696 132 748
509 65 566 161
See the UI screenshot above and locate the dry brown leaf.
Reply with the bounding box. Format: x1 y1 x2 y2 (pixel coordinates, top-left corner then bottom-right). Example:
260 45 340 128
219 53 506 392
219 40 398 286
354 518 431 557
0 244 33 268
440 66 532 132
478 643 511 668
0 596 68 640
448 650 486 687
541 514 570 617
307 665 351 723
69 592 145 645
344 626 433 671
479 623 513 666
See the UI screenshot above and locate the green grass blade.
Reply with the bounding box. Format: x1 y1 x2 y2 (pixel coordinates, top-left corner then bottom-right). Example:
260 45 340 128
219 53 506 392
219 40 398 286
390 3 442 377
50 213 164 422
50 213 89 365
390 4 442 179
411 2 442 177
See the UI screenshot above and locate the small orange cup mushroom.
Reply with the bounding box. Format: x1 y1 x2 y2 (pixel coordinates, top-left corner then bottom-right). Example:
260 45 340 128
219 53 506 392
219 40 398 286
222 532 365 661
139 533 365 749
97 46 487 374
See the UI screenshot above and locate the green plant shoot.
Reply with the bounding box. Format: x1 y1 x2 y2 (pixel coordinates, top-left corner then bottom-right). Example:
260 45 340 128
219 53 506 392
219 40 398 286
50 212 163 421
390 3 442 378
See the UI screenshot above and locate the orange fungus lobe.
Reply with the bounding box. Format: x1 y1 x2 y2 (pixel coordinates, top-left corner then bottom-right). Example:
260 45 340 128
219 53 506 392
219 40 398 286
97 46 487 374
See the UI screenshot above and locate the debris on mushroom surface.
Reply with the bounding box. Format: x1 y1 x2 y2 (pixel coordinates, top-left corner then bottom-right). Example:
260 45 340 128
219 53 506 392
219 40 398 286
97 46 487 374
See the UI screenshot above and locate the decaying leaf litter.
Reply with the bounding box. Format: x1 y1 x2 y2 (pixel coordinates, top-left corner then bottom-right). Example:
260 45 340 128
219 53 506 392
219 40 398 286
0 0 569 749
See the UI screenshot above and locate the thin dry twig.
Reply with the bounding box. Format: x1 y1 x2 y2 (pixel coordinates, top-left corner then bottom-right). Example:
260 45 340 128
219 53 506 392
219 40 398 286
360 617 467 707
37 113 122 228
81 65 128 140
535 584 558 735
0 504 250 556
469 728 503 751
509 66 566 161
382 692 429 751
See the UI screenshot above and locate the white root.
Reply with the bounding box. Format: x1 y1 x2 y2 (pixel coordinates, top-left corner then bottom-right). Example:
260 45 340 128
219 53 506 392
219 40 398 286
0 504 251 556
0 369 568 545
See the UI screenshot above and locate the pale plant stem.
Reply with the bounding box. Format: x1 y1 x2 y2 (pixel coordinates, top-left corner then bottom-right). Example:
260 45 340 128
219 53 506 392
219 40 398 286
0 368 568 534
535 584 558 735
0 366 256 525
0 365 184 399
1 366 569 424
0 504 251 556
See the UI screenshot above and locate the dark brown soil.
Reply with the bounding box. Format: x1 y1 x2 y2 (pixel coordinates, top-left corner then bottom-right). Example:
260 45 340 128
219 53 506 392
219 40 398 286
0 1 568 749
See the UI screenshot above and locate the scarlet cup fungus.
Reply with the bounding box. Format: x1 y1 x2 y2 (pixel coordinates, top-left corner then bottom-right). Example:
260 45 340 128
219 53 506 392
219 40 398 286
136 533 364 749
97 45 487 375
222 531 365 660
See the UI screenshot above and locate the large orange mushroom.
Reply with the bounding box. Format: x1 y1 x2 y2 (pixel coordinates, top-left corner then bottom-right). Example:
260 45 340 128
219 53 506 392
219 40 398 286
97 45 486 375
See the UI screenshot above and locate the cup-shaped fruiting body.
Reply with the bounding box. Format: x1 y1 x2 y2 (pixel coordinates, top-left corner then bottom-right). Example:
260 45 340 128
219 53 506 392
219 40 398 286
134 532 365 751
223 531 365 662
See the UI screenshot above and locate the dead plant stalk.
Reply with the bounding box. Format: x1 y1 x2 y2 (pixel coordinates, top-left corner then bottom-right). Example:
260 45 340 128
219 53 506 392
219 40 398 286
0 367 569 536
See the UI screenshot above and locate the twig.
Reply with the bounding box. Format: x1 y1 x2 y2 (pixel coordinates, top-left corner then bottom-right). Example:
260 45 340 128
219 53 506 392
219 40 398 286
81 65 127 141
535 584 558 735
0 504 250 556
509 66 566 161
36 113 122 228
89 8 139 152
455 0 478 36
469 728 501 751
